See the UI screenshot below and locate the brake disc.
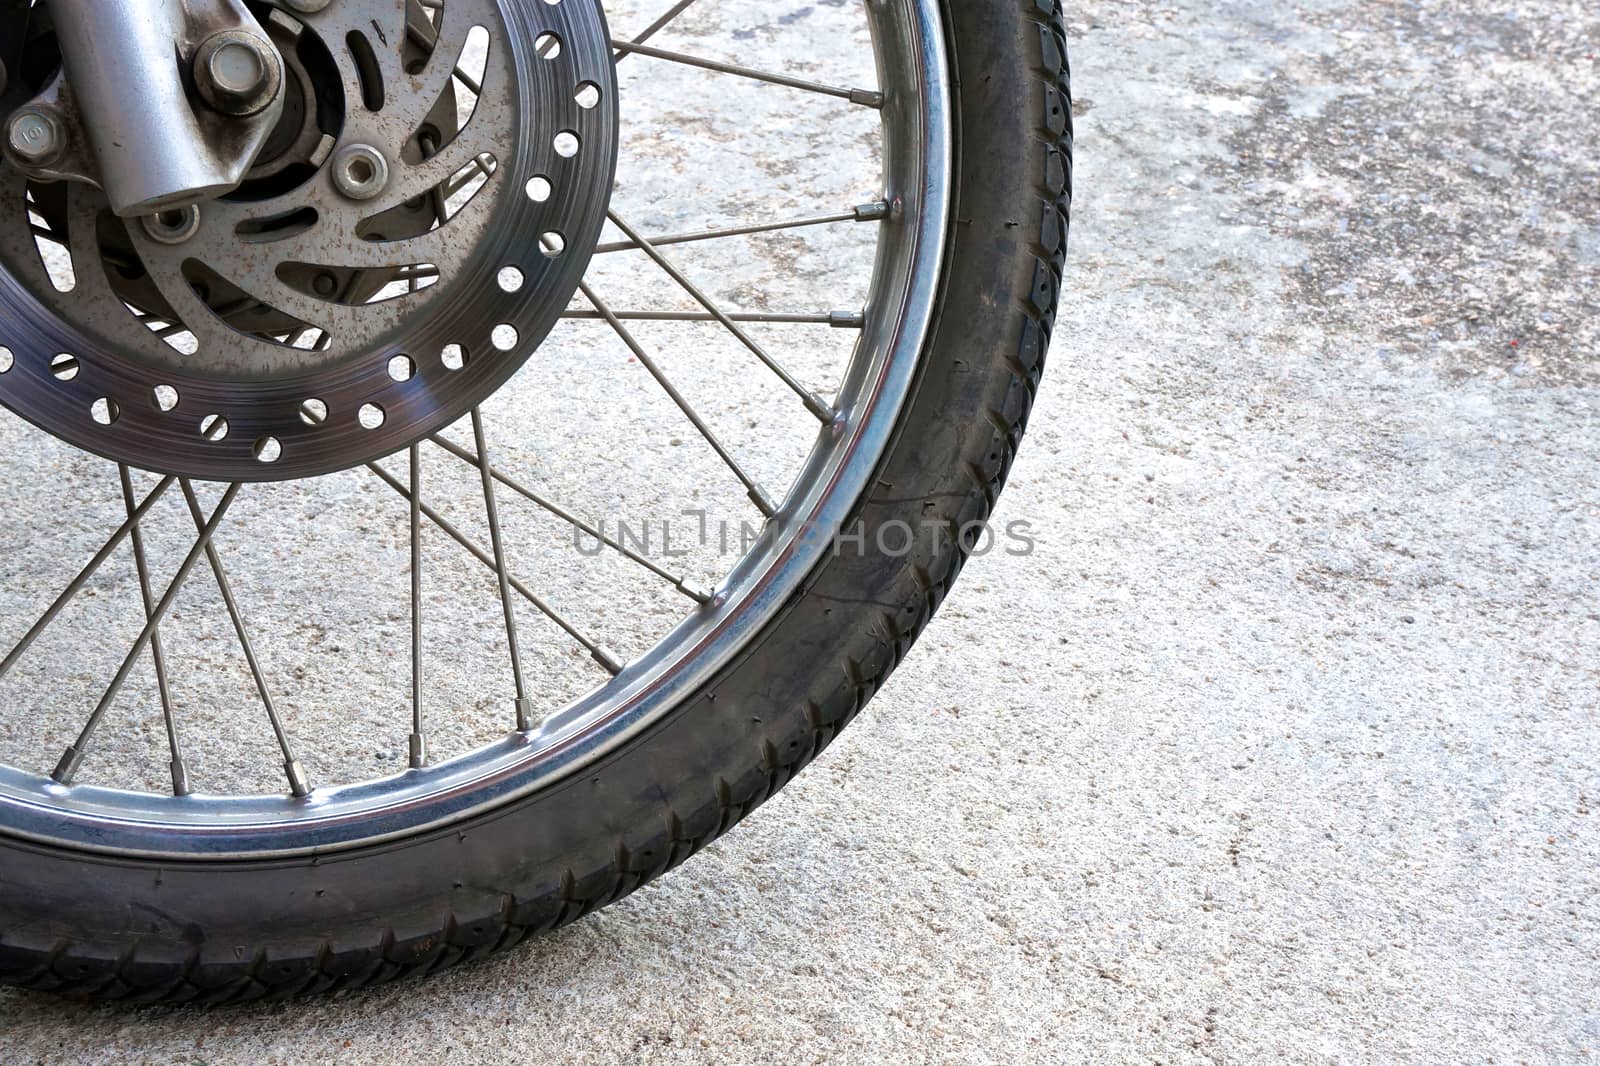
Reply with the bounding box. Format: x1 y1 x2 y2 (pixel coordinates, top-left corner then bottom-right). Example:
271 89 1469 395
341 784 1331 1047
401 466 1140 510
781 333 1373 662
0 0 617 480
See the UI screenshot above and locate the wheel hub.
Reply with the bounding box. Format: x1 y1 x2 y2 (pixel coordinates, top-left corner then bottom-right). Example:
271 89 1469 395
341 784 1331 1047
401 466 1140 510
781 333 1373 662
0 0 617 480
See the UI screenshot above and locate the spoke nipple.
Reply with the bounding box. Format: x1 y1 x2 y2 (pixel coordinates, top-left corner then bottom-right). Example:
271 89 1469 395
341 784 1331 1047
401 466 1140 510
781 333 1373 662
51 744 85 786
748 487 779 519
5 106 67 169
408 732 429 769
849 88 886 109
515 697 535 733
592 648 625 676
285 759 312 798
829 310 867 330
805 391 838 424
171 759 192 797
854 201 891 223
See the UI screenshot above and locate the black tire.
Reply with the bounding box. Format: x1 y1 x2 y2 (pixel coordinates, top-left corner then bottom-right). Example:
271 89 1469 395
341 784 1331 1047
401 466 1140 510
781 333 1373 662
0 0 1072 1003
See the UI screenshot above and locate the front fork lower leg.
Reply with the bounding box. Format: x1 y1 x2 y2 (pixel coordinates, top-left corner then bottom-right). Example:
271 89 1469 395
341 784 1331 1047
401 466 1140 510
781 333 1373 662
2 0 285 217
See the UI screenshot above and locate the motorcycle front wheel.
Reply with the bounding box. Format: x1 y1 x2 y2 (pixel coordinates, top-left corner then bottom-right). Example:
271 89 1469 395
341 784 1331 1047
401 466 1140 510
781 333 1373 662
0 0 1071 1001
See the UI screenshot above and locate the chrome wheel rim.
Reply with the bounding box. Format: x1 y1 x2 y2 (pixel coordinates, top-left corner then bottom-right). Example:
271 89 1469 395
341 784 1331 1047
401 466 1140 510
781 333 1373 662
0 0 951 858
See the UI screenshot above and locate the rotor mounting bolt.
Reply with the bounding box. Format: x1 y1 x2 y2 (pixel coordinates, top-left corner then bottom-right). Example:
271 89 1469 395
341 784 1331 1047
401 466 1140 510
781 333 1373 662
331 144 390 201
283 0 333 12
142 204 202 246
194 31 282 117
5 107 67 169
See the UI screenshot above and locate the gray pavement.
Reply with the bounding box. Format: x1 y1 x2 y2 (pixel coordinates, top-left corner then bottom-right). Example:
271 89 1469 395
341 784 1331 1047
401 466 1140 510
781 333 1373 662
0 0 1597 1062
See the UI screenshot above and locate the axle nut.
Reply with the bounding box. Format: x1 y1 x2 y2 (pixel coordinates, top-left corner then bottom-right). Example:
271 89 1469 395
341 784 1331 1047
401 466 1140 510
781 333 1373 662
194 31 283 117
5 108 66 169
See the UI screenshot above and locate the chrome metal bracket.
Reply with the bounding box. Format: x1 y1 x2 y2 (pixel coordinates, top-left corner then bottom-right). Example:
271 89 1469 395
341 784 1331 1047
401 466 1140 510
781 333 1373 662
2 0 285 217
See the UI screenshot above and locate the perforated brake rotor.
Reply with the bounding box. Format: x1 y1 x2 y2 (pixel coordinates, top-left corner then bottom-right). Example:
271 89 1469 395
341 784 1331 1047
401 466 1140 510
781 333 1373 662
0 0 618 481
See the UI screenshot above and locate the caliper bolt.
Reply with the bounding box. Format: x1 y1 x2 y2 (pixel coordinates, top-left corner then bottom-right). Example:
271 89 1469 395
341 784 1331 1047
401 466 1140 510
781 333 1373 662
5 107 67 169
283 0 334 13
331 144 390 201
194 31 282 117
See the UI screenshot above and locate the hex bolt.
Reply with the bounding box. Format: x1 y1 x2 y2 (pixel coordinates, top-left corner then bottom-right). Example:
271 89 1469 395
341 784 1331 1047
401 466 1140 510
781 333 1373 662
283 0 333 13
210 41 270 105
194 31 282 117
5 107 67 169
331 144 389 201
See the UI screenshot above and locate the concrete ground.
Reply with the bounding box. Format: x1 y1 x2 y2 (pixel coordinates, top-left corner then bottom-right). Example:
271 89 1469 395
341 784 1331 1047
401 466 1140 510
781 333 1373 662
2 0 1598 1062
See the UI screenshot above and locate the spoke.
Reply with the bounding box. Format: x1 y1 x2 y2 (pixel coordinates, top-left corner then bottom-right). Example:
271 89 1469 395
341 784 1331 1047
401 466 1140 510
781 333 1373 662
365 461 623 678
561 309 863 328
606 210 835 422
0 475 176 681
418 130 452 224
470 409 534 729
53 484 240 787
409 444 426 768
387 264 441 285
441 154 495 200
616 0 698 60
443 40 483 98
578 278 778 518
428 434 711 604
451 66 484 100
178 481 308 797
141 296 261 341
593 202 888 255
119 466 189 796
408 8 487 132
610 39 884 108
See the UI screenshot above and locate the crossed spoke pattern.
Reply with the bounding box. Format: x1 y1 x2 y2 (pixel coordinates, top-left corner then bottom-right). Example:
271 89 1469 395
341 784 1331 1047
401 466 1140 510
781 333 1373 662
0 0 893 797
